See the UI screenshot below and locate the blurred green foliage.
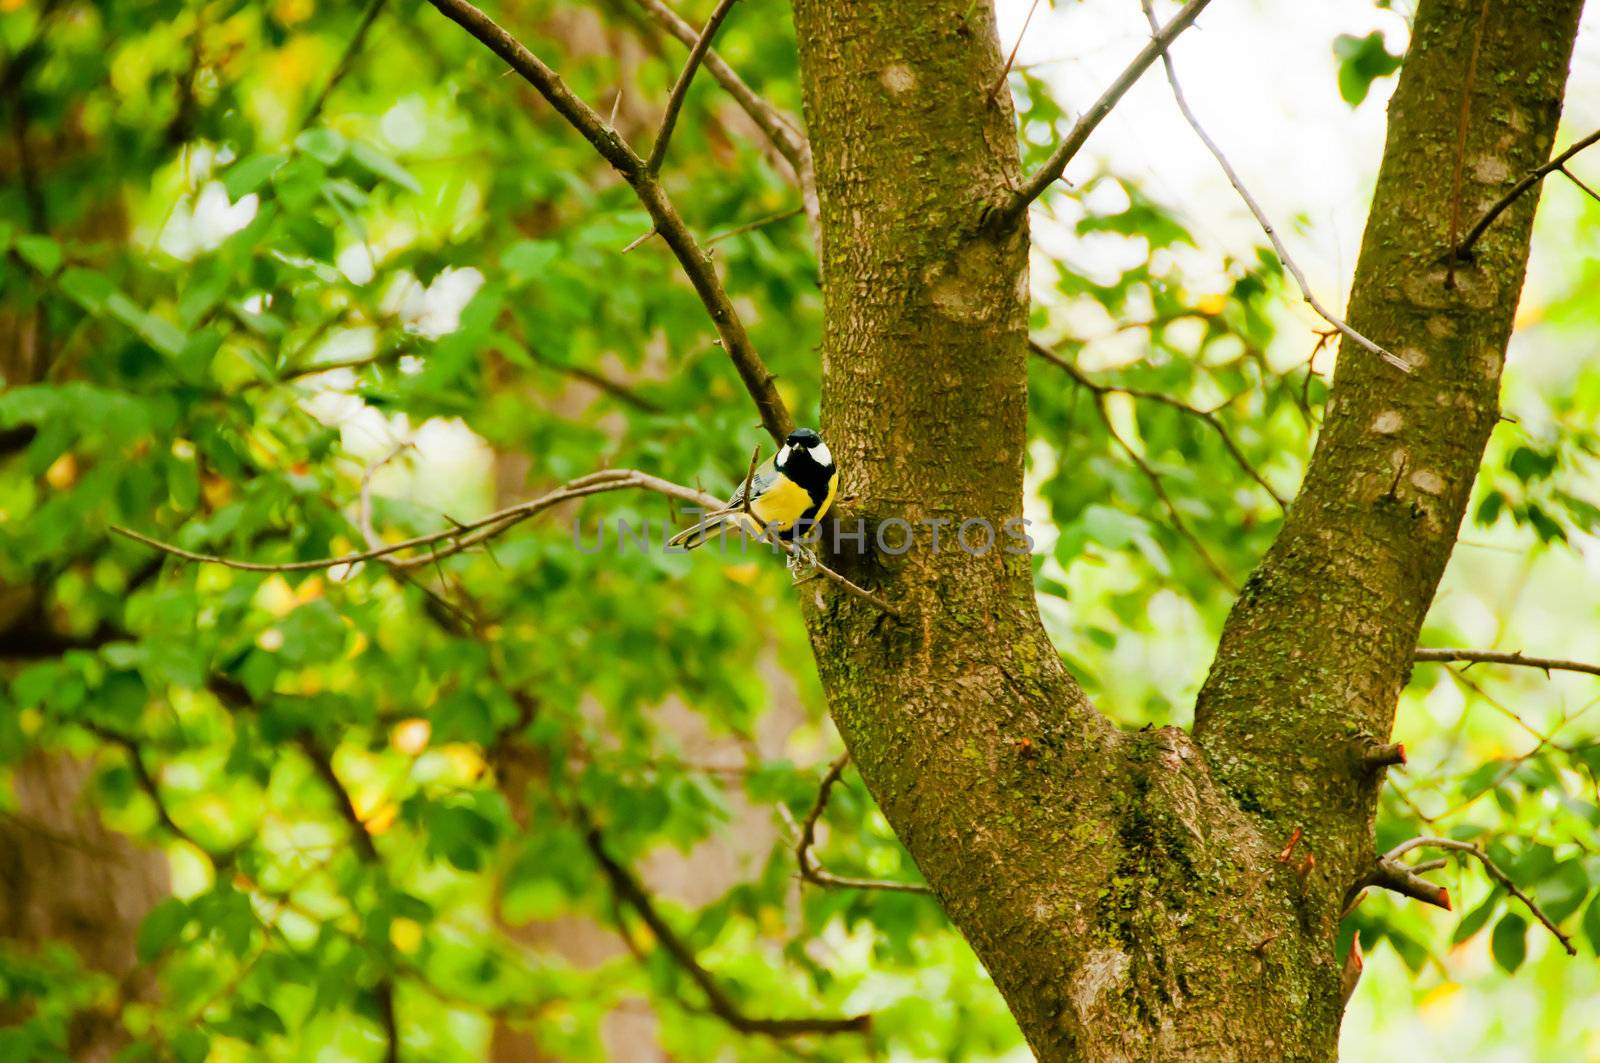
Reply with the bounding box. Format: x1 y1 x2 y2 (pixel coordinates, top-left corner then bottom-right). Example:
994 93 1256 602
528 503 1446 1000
2 0 1598 1060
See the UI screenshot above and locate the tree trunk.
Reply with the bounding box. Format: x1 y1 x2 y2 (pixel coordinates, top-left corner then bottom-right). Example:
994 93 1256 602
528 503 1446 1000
790 1 1583 1059
0 755 169 1062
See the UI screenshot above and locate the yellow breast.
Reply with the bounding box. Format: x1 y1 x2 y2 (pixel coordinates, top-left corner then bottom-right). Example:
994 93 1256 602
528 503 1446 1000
750 474 818 531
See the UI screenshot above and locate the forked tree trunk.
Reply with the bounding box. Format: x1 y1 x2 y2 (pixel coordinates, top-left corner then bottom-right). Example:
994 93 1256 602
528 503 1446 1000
790 0 1583 1058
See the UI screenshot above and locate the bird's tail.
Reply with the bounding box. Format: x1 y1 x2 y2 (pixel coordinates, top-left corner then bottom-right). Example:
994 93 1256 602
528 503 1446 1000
667 510 754 550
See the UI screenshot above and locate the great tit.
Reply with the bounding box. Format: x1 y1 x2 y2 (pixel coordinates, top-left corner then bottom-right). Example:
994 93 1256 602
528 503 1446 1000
668 428 838 550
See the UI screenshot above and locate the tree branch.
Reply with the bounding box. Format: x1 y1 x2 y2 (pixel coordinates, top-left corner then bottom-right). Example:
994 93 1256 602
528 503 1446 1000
795 752 931 894
1455 128 1600 259
87 726 238 867
1073 376 1237 588
422 0 792 442
1138 0 1410 374
113 469 717 572
645 0 740 175
629 0 815 213
999 0 1214 225
1029 338 1287 510
581 814 872 1037
1382 837 1577 955
298 735 401 1061
1414 647 1600 679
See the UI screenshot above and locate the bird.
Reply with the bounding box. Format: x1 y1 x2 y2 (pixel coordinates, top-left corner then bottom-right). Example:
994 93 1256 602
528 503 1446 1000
668 428 838 551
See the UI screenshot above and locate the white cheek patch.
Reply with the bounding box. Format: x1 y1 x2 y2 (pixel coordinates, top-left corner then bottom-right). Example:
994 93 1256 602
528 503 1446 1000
776 445 793 467
810 440 832 467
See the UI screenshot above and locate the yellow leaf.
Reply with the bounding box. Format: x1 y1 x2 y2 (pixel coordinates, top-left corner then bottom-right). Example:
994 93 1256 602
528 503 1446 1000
362 801 398 836
391 718 432 756
44 453 78 490
389 916 423 954
723 562 761 585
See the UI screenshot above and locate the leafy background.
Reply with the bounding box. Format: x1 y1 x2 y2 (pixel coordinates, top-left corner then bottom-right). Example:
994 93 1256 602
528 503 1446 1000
1 0 1598 1059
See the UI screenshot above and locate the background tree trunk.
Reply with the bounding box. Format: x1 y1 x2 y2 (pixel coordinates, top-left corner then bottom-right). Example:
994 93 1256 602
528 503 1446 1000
791 0 1584 1059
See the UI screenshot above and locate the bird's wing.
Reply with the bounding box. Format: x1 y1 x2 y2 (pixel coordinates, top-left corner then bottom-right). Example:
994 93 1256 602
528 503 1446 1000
720 457 779 512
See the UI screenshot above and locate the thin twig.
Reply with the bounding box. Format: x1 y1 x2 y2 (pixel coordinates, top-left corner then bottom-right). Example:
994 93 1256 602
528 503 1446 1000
112 469 718 572
302 0 391 128
1000 0 1214 225
1445 0 1491 278
645 0 740 175
1455 128 1600 258
1029 339 1286 510
298 735 401 1060
988 0 1044 100
630 0 815 220
1558 163 1600 206
1139 0 1410 375
1383 837 1577 955
359 443 413 550
422 0 792 442
796 753 931 894
1414 647 1600 680
706 203 805 246
581 815 873 1037
1077 382 1237 589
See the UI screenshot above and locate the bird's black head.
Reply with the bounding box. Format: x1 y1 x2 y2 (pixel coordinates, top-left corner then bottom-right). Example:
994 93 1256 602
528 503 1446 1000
777 427 833 473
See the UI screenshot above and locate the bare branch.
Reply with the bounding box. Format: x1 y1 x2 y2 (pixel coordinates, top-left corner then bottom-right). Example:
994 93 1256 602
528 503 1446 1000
1138 0 1410 375
987 0 1043 100
112 469 719 572
645 0 740 176
1029 338 1287 510
1383 837 1577 955
630 0 814 210
1455 128 1600 258
581 815 873 1037
1414 647 1600 680
1076 379 1238 589
1358 858 1453 913
1355 738 1407 770
1559 163 1600 206
796 753 932 894
117 462 897 614
1001 0 1214 225
422 0 792 442
706 203 805 246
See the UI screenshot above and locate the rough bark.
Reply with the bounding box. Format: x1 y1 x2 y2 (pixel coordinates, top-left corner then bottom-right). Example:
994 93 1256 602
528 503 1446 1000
789 1 1583 1060
1194 0 1584 930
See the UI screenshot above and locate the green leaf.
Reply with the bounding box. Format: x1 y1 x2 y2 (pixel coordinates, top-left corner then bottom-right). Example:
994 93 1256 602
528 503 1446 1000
223 154 287 202
1333 31 1404 106
58 268 116 313
1490 911 1527 972
350 141 420 193
1453 891 1500 944
1507 445 1558 482
503 239 561 280
294 127 347 166
172 1029 210 1063
1583 892 1600 954
15 235 63 275
136 898 191 964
